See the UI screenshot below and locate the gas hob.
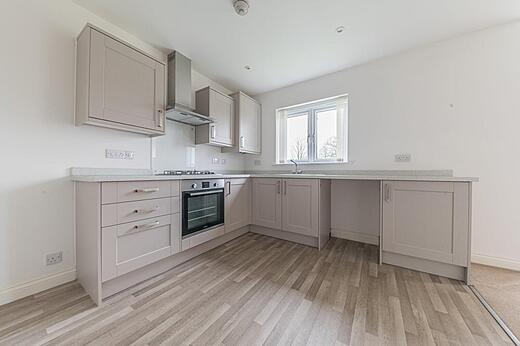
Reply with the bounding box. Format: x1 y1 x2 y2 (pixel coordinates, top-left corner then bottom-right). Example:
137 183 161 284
156 170 216 176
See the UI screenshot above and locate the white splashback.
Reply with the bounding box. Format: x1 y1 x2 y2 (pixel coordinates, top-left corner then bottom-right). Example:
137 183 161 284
151 120 247 172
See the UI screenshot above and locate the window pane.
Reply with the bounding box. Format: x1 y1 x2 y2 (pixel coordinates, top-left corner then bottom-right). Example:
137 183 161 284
316 108 337 160
286 113 308 161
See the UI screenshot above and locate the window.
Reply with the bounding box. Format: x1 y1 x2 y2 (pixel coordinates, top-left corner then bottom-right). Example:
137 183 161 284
276 95 348 164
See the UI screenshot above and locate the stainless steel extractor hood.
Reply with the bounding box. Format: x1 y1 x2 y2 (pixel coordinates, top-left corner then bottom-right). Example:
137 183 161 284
165 51 214 125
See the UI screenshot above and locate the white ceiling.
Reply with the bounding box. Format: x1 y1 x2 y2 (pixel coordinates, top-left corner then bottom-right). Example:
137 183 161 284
74 0 520 95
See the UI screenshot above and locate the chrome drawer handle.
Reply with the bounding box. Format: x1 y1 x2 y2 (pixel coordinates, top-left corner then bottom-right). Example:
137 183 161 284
133 206 160 214
126 221 160 235
134 188 160 193
384 184 391 202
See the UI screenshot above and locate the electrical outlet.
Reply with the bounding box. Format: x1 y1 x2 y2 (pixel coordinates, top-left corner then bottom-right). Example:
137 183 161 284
220 158 226 165
394 153 412 162
212 157 219 165
46 251 63 266
105 149 135 160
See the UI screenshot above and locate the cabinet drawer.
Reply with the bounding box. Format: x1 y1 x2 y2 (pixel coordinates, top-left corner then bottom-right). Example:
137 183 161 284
102 198 171 227
102 215 172 281
181 225 225 251
102 181 171 204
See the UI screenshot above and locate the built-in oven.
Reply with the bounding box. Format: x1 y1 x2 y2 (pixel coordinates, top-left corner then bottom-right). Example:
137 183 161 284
181 179 225 238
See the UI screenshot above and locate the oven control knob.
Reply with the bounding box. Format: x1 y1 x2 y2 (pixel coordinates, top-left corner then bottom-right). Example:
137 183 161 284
213 183 218 187
191 183 197 189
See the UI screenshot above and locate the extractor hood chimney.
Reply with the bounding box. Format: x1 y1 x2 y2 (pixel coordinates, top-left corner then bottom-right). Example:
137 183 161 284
165 51 214 125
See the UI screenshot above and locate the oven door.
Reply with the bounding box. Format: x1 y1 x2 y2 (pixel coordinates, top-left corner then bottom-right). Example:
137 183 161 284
182 188 224 238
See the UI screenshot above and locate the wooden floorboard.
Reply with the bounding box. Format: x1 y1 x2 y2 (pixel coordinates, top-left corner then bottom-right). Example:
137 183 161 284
0 233 513 345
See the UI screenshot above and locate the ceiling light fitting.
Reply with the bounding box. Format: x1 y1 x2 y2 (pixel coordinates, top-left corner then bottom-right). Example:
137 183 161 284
233 0 249 16
244 65 252 70
336 26 345 33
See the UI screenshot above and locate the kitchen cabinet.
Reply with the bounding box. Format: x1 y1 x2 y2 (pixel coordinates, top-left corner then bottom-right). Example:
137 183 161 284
101 215 177 281
282 179 319 237
100 181 182 282
223 92 261 154
252 178 282 229
382 181 469 266
225 178 251 233
75 24 166 136
252 178 330 244
195 87 234 147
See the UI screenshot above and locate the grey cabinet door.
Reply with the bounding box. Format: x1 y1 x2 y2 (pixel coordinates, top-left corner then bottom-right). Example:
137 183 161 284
101 215 172 282
238 93 261 154
224 179 251 233
382 181 469 266
252 178 282 229
196 87 234 147
282 179 319 237
89 29 165 132
211 89 234 146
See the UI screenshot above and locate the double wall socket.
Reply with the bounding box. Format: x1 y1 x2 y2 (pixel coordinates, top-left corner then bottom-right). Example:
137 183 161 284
212 157 227 165
105 149 135 160
394 153 412 162
46 251 63 266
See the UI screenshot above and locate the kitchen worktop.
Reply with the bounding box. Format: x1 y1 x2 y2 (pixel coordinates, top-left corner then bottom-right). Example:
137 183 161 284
70 168 478 183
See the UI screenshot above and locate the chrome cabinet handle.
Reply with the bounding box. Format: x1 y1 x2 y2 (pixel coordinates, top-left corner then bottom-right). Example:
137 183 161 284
126 220 160 235
210 125 216 139
284 180 287 195
240 136 245 148
134 188 160 193
157 109 164 128
384 184 391 202
133 206 159 214
276 180 281 194
226 181 231 196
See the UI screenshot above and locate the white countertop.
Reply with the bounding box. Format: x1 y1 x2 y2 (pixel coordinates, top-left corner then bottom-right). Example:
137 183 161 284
70 168 478 183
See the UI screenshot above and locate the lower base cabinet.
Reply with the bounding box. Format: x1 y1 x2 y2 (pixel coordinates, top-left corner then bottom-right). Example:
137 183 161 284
225 178 251 233
252 178 330 242
382 181 470 267
102 214 180 282
252 178 282 229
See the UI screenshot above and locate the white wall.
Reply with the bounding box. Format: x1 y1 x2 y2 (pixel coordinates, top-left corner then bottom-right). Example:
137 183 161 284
249 21 520 269
0 0 241 304
152 71 246 172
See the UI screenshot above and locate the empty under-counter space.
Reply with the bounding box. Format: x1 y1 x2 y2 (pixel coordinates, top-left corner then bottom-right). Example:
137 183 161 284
331 180 381 245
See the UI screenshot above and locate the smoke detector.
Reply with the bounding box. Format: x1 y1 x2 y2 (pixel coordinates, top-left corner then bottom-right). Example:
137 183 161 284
233 0 249 16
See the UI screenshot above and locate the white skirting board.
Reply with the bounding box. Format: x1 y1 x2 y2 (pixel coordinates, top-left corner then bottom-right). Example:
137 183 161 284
331 228 380 245
472 254 520 272
0 269 76 306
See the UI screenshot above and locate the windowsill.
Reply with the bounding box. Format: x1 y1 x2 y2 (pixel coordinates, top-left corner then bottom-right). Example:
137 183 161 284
273 161 354 166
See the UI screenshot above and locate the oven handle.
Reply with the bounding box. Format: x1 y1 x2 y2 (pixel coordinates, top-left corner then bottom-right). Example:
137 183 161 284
186 189 224 197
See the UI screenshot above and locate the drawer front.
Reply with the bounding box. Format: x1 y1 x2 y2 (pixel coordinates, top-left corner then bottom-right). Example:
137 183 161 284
102 198 171 227
102 214 172 282
116 181 171 203
181 225 225 251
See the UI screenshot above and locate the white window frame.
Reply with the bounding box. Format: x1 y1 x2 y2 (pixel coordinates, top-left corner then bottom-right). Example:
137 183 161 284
276 95 348 164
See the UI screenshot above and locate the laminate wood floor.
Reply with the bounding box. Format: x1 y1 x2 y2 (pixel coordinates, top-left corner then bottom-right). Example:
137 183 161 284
0 233 512 346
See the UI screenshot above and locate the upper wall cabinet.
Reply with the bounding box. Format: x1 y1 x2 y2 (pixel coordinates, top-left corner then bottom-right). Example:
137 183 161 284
75 24 167 136
195 87 234 147
223 92 262 154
